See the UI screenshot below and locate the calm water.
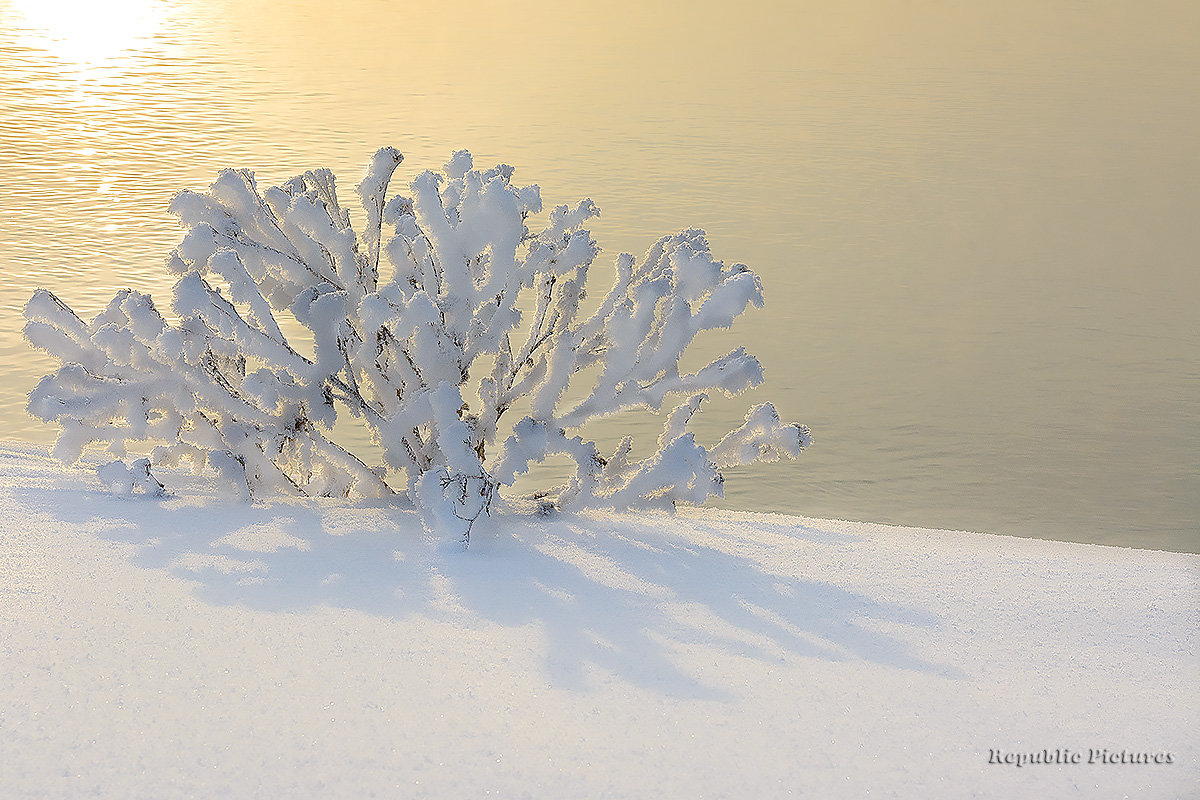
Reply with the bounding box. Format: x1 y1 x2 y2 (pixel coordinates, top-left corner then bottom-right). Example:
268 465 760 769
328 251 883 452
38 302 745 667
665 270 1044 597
0 0 1196 551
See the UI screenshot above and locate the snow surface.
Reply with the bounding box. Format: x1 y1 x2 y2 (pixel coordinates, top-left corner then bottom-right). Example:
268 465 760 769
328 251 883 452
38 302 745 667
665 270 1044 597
1 440 1196 799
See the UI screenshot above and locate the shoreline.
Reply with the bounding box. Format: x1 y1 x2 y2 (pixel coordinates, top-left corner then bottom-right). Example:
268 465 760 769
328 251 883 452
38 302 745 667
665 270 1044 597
0 439 1191 556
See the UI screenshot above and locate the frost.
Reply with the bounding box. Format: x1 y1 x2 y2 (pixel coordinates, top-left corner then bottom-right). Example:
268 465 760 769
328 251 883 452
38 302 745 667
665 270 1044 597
97 458 166 498
25 147 811 542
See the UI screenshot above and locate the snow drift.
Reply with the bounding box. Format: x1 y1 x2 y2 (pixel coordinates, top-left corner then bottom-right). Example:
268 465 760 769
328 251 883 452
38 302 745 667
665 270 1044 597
1 442 1195 799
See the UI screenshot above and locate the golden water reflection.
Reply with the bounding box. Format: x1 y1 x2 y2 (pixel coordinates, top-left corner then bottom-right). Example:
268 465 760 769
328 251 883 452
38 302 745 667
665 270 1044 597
0 0 1196 550
9 0 171 68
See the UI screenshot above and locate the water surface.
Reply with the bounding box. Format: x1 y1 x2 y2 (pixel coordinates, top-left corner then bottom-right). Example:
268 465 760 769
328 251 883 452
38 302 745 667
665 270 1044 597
0 0 1196 550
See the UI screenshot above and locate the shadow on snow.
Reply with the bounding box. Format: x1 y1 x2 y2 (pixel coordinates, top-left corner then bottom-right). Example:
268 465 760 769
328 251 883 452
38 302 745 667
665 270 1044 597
21 484 965 697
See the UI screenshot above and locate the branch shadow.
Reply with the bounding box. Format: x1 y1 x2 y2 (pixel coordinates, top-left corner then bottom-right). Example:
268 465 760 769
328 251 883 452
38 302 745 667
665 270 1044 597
451 513 964 696
19 485 966 698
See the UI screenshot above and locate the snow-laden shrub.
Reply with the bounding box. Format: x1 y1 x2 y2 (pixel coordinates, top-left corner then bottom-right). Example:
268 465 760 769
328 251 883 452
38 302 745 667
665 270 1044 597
26 147 811 541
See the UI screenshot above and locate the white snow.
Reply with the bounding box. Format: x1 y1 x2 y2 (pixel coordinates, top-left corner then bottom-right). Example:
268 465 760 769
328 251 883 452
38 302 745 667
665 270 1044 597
1 440 1196 799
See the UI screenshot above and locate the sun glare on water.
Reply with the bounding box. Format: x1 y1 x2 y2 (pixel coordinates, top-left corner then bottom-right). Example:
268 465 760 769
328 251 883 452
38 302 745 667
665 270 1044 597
10 0 168 67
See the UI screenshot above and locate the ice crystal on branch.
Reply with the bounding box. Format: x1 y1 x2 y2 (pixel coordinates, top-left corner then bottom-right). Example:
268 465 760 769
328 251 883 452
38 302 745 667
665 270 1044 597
26 147 811 540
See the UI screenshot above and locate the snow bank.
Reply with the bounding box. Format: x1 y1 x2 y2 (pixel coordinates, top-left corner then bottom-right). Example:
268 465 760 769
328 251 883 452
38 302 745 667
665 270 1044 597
1 441 1195 799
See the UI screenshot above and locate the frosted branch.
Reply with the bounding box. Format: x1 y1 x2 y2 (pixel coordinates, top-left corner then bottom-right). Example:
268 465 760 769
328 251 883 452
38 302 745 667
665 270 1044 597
26 146 810 541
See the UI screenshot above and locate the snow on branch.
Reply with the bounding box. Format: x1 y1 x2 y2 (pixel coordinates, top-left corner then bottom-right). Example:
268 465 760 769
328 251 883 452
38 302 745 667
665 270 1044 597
26 146 811 541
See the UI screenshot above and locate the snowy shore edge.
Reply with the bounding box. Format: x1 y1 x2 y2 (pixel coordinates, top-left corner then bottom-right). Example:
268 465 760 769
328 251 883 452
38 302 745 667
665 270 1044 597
2 440 1196 799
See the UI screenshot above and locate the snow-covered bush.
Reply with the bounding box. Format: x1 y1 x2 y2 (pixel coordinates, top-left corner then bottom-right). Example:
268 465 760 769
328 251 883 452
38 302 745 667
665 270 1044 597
26 147 811 541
